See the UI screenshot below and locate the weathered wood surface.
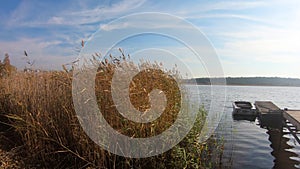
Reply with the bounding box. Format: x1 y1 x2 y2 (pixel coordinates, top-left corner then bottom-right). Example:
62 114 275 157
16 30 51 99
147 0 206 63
255 101 283 129
255 101 300 144
255 101 281 114
283 110 300 130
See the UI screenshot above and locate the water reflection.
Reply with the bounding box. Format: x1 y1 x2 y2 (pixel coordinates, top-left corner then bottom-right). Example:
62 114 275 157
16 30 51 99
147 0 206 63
258 116 300 168
232 114 256 122
230 113 300 168
189 85 300 168
267 129 299 169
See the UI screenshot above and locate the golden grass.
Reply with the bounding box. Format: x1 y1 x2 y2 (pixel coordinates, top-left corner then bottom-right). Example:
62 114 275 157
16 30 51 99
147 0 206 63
0 54 223 168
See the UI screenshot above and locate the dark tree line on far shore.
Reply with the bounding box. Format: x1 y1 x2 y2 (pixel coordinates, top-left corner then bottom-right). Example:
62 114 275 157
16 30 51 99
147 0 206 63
185 77 300 87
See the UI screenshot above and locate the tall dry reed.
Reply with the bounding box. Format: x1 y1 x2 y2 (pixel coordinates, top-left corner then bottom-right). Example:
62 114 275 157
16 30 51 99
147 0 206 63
0 54 222 168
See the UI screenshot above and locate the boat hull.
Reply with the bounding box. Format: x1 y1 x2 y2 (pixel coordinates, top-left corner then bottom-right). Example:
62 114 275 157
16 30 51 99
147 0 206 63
232 101 257 116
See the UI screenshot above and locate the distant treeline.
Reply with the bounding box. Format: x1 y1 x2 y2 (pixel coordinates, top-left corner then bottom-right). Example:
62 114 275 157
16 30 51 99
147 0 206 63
184 77 300 87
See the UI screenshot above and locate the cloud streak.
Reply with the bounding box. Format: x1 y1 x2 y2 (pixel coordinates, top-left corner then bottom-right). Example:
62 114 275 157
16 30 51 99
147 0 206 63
56 0 144 27
1 0 300 77
0 38 76 70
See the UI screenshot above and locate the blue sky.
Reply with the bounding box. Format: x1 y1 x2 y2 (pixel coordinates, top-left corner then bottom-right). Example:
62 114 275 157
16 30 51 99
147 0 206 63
0 0 300 78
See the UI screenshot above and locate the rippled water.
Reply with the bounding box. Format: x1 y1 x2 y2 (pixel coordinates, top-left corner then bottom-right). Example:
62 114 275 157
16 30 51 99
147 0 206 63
189 85 300 169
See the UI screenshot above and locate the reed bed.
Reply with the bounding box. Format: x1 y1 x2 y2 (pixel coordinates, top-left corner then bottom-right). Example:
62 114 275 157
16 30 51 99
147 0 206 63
0 53 223 168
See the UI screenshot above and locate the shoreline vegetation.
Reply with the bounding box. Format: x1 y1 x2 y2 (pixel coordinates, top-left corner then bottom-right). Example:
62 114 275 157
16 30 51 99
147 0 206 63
0 53 223 168
184 77 300 87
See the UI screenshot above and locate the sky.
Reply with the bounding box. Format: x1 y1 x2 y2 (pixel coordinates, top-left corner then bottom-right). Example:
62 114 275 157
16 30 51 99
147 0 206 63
0 0 300 78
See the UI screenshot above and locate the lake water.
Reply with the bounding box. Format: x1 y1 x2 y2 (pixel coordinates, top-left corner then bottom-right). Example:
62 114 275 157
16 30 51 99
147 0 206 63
190 85 300 169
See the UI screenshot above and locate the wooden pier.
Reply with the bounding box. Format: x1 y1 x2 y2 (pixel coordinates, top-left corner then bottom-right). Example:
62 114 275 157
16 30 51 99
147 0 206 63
283 110 300 130
255 101 300 144
255 101 282 113
255 101 283 129
283 110 300 144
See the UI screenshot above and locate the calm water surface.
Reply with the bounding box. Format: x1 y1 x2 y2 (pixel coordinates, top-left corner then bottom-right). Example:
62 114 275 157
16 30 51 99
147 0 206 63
190 85 300 169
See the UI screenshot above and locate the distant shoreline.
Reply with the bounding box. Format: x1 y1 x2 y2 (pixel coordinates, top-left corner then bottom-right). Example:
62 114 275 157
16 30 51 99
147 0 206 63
183 77 300 87
185 84 300 87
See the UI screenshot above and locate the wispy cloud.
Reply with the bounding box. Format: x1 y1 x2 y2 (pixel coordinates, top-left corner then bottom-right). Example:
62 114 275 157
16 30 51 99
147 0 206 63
1 0 300 77
0 38 76 69
198 1 265 12
6 1 31 27
47 16 64 25
99 15 196 31
172 1 266 17
6 0 147 27
52 0 146 27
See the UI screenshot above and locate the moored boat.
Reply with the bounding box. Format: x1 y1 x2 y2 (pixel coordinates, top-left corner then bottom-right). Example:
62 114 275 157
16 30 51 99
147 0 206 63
232 101 257 116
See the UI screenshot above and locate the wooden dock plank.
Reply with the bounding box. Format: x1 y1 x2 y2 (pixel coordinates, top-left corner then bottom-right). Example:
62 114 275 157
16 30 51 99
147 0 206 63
255 101 283 129
283 110 300 130
255 101 281 114
253 101 300 144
